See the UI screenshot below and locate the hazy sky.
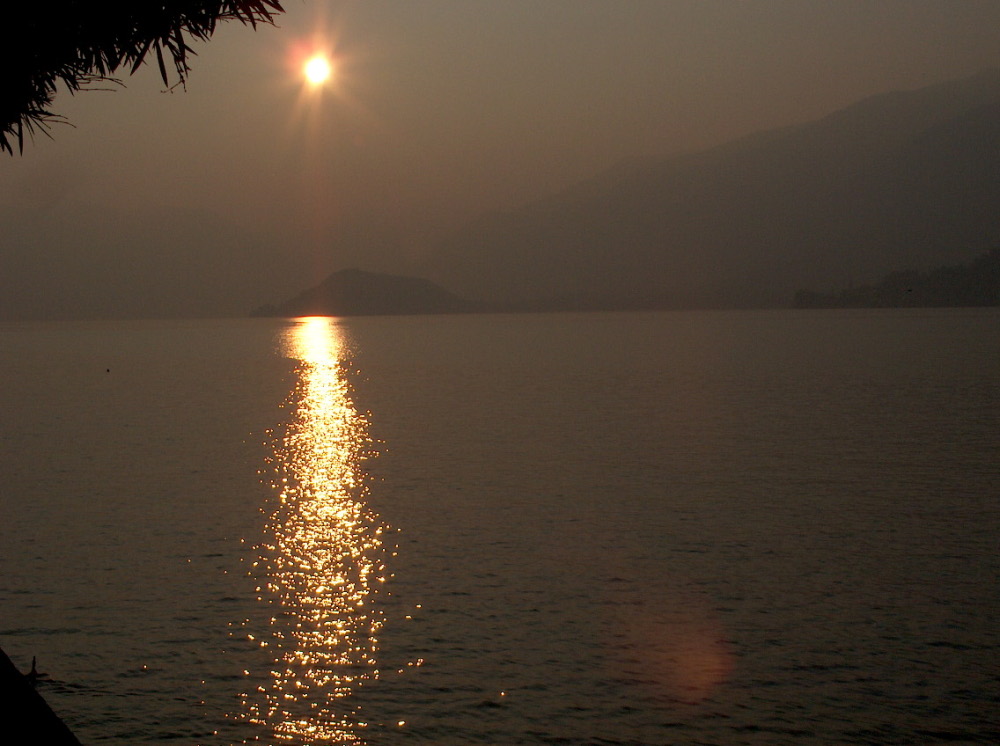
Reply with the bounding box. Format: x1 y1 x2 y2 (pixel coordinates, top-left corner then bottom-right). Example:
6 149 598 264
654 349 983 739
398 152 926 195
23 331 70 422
3 0 1000 318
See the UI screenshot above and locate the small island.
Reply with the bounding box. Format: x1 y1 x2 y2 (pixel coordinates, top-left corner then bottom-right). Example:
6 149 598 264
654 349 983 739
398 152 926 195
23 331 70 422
251 268 486 318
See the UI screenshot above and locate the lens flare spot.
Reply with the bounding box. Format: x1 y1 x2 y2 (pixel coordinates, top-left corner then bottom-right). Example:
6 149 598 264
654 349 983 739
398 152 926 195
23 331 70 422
604 589 734 704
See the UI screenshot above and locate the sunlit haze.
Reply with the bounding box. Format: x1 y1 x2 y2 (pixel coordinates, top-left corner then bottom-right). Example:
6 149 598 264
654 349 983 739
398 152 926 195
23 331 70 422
2 0 1000 319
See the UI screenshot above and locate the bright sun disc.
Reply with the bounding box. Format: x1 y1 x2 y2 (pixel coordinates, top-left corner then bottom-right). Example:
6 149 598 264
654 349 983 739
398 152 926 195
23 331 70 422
304 56 332 85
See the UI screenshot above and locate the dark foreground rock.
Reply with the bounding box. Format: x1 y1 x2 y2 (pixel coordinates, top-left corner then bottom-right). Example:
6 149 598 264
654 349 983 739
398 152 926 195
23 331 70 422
0 646 82 745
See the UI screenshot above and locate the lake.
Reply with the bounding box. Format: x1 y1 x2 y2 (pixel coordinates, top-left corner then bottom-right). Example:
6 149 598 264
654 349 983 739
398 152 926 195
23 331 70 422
1 309 998 745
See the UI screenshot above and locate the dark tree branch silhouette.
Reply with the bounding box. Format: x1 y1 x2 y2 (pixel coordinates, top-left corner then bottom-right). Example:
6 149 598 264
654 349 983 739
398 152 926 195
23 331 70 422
1 0 285 155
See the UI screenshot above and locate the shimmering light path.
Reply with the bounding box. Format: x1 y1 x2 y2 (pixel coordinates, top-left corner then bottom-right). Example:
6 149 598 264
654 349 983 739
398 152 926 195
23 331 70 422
241 317 387 744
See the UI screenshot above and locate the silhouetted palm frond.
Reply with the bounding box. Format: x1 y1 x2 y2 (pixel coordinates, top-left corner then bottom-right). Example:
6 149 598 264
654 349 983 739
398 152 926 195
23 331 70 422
1 1 284 154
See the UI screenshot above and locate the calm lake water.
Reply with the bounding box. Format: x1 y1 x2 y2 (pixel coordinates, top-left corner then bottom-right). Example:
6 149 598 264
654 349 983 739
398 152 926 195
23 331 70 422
1 310 998 745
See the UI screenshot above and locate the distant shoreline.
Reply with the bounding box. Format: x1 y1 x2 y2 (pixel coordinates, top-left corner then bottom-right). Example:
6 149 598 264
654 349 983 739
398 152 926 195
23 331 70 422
793 247 999 309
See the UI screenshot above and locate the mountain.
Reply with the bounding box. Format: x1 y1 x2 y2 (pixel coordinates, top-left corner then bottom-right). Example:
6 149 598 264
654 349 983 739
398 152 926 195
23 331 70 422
794 247 1000 308
252 268 483 317
422 69 1000 309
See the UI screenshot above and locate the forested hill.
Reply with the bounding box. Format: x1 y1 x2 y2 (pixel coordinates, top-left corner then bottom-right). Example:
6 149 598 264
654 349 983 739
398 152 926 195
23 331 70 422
793 248 1000 308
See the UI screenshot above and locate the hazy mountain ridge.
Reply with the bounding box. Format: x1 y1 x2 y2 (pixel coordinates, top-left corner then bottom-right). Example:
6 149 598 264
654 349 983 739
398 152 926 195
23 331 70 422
423 69 1000 310
0 203 303 321
7 71 998 321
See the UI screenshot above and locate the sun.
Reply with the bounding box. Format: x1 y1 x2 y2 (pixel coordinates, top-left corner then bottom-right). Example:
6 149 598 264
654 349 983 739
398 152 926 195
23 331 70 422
303 55 332 85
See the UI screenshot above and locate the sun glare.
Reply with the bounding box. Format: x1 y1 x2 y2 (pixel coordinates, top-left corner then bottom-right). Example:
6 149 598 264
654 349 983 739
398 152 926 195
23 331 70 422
303 55 332 85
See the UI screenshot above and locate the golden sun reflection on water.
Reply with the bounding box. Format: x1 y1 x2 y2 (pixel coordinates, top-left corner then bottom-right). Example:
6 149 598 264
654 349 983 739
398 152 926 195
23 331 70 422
244 317 387 744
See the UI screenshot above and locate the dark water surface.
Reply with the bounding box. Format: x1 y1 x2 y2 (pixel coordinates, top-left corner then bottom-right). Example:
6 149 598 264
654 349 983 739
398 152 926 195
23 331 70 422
1 310 998 745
